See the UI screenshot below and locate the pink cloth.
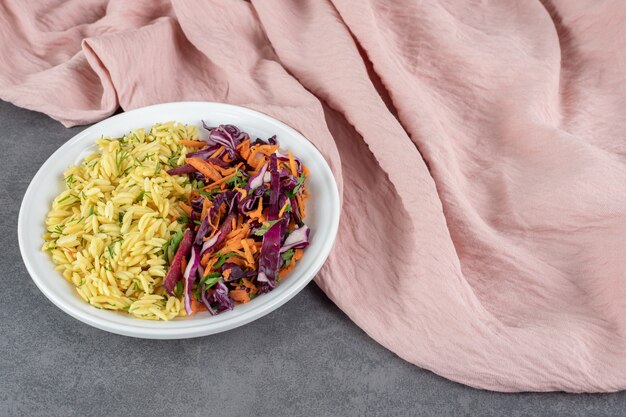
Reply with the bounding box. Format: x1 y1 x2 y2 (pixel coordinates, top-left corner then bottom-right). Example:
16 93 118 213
3 0 626 392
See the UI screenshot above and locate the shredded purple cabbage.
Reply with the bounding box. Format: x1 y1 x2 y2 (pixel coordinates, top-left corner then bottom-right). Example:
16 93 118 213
164 122 311 316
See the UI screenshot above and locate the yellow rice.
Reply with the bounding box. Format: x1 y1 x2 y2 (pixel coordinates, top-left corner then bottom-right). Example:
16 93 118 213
42 122 197 320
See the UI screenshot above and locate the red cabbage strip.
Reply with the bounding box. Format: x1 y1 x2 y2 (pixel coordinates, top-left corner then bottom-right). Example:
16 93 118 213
163 229 194 294
167 164 196 175
200 213 236 255
183 246 200 315
194 214 211 246
257 155 282 286
280 225 310 253
248 162 268 190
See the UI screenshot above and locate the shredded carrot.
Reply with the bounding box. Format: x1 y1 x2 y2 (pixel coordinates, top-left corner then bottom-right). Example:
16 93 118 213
178 201 192 216
288 151 298 177
237 140 250 160
209 146 225 159
241 278 258 294
202 257 218 276
201 198 212 223
248 198 264 219
223 256 248 267
279 261 296 279
235 187 247 199
186 157 222 182
202 170 239 190
256 145 279 156
296 194 305 219
241 239 254 265
247 148 266 169
229 289 250 303
168 133 311 316
190 297 206 313
180 140 207 148
278 200 290 218
221 240 242 253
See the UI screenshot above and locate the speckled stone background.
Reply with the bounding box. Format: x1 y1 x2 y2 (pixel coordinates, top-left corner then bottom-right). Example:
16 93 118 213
1 100 624 417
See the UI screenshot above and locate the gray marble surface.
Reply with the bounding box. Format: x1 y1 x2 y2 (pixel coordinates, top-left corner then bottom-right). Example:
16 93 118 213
1 100 624 417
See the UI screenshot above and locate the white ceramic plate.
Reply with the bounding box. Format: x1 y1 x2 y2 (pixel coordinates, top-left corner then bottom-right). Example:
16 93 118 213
18 102 340 339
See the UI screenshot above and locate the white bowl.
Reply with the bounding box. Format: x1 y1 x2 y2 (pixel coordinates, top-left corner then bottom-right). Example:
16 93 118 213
18 102 340 339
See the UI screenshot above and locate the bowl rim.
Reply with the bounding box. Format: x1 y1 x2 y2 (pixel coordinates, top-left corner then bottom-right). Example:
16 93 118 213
18 101 340 339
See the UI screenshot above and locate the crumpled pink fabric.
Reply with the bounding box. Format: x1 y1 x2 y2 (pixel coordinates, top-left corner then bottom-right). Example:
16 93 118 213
3 0 626 392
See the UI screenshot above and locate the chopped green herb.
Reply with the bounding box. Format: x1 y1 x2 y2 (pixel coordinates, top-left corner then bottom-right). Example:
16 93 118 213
164 230 185 262
64 174 75 189
281 249 295 267
224 169 247 188
114 149 130 175
106 244 116 259
154 163 162 175
199 272 222 289
198 189 219 200
136 190 151 202
194 219 202 225
193 285 203 302
213 252 240 269
253 219 282 236
286 174 306 198
249 293 258 300
89 205 94 216
118 212 125 224
167 153 181 167
176 215 189 225
174 281 184 297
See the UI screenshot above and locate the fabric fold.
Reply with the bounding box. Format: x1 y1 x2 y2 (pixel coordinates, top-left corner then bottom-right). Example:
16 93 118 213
2 0 626 392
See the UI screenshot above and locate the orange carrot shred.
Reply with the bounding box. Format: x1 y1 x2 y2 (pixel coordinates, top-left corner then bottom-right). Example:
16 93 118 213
241 239 254 265
180 140 206 148
209 146 225 159
202 171 238 190
296 194 305 219
248 198 264 219
201 198 212 222
288 151 298 177
229 289 250 303
237 140 251 160
279 261 296 279
178 201 192 216
241 278 257 293
190 297 206 313
278 200 290 218
186 157 222 182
